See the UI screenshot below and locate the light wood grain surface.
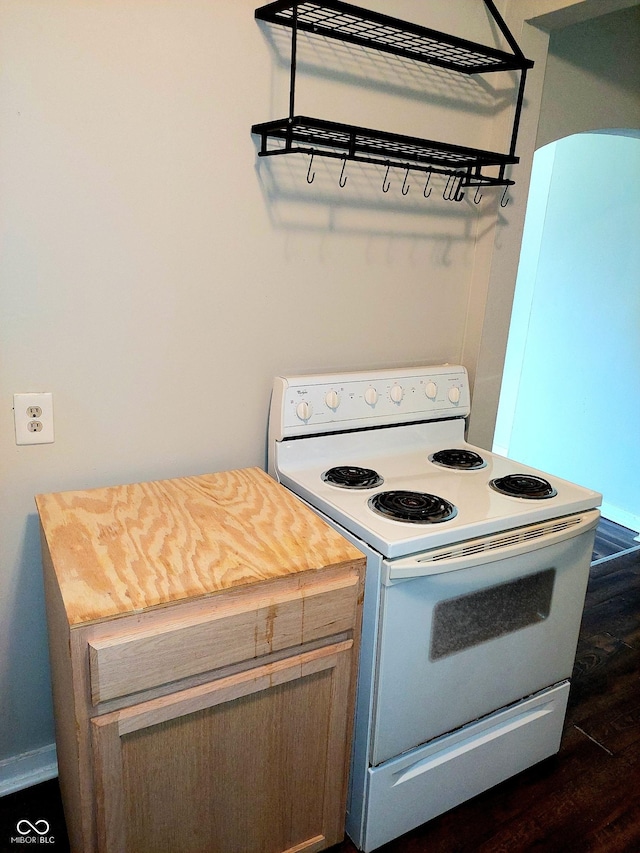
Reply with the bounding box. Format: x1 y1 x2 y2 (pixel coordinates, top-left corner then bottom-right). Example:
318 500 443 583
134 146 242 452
36 467 362 625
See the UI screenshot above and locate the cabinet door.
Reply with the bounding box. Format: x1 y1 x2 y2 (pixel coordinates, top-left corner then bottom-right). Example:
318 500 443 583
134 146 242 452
90 640 354 853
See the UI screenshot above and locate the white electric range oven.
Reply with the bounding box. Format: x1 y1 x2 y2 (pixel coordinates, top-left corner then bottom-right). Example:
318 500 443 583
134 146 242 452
268 364 601 852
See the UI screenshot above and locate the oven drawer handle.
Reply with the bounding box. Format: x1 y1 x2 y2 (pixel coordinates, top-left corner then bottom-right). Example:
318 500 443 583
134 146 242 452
392 699 557 786
386 509 600 580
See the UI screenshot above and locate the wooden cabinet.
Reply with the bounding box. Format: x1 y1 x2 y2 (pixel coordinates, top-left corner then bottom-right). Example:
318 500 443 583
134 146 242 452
37 468 364 853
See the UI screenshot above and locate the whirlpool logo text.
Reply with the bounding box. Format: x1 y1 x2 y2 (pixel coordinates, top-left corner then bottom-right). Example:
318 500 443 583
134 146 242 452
10 819 55 844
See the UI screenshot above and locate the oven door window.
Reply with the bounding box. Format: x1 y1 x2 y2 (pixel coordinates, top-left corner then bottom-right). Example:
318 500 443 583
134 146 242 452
430 568 555 661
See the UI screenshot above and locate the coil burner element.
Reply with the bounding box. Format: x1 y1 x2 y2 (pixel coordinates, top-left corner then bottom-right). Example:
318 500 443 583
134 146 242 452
322 466 383 489
489 474 557 499
368 490 457 523
430 449 487 470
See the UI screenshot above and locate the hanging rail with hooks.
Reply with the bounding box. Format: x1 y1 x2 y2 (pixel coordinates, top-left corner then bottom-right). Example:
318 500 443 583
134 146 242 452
252 115 518 191
302 145 506 203
251 0 533 196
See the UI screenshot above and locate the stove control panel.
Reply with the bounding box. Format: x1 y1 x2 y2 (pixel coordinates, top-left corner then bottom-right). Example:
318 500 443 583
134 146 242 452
270 365 470 439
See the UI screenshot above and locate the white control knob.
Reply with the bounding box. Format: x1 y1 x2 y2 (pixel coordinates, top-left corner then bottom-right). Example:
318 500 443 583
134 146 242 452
364 387 378 406
390 384 404 403
296 400 312 421
448 386 461 404
425 381 437 400
325 390 340 410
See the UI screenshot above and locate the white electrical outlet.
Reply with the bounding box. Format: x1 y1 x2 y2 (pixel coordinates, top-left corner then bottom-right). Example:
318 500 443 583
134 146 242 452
14 392 55 445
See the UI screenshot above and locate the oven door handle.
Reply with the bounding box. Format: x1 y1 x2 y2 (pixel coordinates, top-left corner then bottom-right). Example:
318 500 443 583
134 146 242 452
384 509 600 581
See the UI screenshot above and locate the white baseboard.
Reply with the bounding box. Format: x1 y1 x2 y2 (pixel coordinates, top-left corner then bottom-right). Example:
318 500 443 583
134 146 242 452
0 744 58 796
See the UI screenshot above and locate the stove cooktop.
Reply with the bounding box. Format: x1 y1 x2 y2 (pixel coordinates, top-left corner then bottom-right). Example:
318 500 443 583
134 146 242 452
274 421 601 558
269 365 602 558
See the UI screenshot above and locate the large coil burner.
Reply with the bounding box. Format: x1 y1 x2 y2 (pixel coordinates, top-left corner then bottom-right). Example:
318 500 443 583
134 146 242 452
368 490 457 524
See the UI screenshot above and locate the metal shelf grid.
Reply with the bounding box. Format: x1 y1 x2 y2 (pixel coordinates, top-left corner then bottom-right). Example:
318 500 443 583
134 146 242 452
255 0 533 74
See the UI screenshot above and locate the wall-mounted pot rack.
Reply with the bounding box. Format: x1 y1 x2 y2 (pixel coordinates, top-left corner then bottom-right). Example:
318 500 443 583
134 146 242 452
251 0 534 195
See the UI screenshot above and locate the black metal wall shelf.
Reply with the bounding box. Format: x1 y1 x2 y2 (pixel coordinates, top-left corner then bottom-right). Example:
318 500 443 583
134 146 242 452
252 0 533 195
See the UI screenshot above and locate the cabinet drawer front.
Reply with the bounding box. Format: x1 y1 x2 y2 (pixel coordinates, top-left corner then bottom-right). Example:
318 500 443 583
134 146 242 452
89 568 360 704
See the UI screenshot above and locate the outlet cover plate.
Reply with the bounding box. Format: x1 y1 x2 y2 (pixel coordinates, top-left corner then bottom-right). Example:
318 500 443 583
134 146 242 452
14 392 55 445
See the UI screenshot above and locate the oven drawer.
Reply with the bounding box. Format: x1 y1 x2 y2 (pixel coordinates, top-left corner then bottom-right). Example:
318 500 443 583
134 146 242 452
362 682 569 853
88 569 360 704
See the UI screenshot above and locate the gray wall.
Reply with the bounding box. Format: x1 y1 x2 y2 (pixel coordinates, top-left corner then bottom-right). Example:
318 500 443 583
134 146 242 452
537 5 640 146
0 0 525 787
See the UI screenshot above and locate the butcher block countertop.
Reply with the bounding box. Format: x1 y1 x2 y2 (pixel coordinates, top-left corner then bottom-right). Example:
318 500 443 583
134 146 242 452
35 466 363 626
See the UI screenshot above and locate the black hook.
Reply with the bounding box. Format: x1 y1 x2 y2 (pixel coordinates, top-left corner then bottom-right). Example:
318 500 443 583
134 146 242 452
443 174 455 201
401 168 410 196
338 157 348 188
443 174 464 202
382 163 391 193
500 186 510 207
306 151 315 184
473 185 483 205
423 170 432 199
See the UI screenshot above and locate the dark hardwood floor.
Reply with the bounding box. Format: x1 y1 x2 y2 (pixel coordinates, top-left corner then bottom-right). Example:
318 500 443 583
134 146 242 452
1 520 639 853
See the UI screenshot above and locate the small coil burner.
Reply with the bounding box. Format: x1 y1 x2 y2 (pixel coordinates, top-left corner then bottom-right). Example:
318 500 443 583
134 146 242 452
430 449 486 470
368 490 457 524
489 474 557 500
322 466 383 490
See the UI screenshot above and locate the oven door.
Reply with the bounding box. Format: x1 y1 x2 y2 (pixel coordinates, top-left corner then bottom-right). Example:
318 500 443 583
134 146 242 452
371 509 599 766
